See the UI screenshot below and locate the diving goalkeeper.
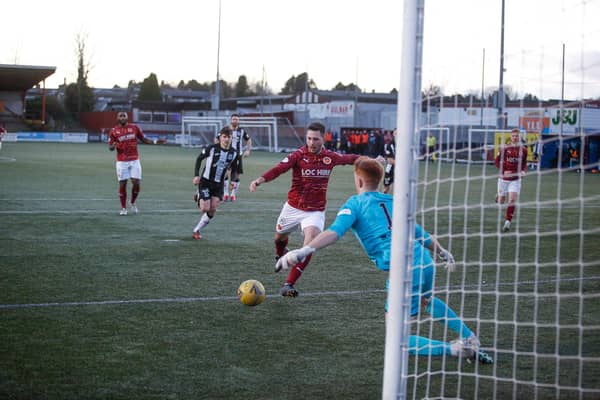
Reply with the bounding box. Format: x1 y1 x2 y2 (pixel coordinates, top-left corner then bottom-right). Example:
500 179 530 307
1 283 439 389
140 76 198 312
276 156 493 364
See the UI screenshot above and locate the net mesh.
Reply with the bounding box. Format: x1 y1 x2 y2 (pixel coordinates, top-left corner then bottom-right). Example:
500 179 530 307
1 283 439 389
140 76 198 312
402 1 600 397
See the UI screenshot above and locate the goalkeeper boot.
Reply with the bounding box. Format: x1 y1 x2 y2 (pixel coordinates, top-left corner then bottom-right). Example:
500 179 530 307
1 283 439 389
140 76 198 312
280 284 299 297
119 208 128 216
230 195 236 202
502 220 511 232
223 194 229 202
450 339 476 363
463 335 493 364
476 349 494 364
192 231 202 240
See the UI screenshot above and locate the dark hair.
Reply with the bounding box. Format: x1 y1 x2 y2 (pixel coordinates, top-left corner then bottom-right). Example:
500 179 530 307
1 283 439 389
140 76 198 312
219 126 232 136
231 113 240 119
307 122 325 135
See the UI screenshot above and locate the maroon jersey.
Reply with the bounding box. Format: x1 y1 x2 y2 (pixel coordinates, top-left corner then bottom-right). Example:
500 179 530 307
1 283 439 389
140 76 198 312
262 147 359 211
495 144 527 181
109 123 146 161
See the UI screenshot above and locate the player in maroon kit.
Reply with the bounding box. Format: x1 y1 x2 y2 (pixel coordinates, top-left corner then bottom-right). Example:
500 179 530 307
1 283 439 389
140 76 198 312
249 122 360 297
495 128 528 232
108 111 165 215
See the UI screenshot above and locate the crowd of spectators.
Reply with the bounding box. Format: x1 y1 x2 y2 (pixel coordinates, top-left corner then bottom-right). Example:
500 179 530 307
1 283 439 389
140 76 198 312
324 128 393 157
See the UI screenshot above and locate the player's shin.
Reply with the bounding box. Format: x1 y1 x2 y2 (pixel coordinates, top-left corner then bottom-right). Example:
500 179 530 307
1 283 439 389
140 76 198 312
131 182 140 204
408 335 449 356
425 297 474 339
193 213 212 232
119 185 127 208
506 204 515 221
231 180 240 196
223 179 230 196
285 254 312 285
275 237 289 257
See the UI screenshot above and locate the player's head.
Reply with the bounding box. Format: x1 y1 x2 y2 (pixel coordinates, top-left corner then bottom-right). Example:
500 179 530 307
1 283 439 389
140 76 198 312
230 113 240 128
306 122 325 154
117 112 128 126
510 128 522 144
218 126 232 149
354 156 383 193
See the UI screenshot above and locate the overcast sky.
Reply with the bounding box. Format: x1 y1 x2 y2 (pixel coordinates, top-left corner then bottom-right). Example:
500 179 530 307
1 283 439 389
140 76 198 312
2 0 599 100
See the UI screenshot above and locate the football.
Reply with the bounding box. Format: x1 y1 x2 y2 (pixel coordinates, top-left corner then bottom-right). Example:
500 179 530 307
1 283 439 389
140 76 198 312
237 279 266 306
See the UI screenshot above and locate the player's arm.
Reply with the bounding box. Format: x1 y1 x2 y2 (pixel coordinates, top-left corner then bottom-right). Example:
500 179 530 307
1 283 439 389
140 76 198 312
243 137 252 157
426 236 456 272
521 147 528 175
495 150 501 169
193 148 208 185
108 129 116 151
250 151 298 191
338 153 361 165
140 136 166 145
416 224 455 271
249 175 265 192
136 126 166 145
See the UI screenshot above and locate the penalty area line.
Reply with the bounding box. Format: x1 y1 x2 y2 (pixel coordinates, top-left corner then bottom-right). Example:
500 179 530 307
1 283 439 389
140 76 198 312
0 289 386 310
2 276 597 310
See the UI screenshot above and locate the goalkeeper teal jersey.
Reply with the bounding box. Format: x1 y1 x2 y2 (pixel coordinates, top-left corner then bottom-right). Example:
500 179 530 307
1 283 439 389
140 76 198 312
328 190 435 315
327 191 434 271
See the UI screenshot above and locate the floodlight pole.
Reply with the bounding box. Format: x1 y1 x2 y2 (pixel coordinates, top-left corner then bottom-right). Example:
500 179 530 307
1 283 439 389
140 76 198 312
481 48 485 127
560 43 565 135
213 0 222 115
497 0 506 129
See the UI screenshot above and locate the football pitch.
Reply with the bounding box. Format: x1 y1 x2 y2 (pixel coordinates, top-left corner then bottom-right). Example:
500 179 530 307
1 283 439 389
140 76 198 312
1 142 599 399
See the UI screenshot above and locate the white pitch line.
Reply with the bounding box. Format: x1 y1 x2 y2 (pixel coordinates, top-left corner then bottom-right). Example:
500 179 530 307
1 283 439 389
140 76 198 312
1 276 598 310
0 206 284 215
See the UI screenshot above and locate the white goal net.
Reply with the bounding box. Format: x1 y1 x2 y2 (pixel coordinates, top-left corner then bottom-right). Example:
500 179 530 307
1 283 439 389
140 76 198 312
386 1 600 399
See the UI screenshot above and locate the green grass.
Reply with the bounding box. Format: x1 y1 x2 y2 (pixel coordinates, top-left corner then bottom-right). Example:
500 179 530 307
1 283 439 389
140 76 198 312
0 143 599 399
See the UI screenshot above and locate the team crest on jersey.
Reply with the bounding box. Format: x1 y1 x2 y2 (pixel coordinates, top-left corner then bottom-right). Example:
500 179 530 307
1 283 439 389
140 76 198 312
322 157 332 165
337 208 352 216
282 157 289 163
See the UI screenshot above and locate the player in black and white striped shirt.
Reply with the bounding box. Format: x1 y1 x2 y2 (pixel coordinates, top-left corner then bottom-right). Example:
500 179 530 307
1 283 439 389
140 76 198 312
223 114 252 202
191 126 238 240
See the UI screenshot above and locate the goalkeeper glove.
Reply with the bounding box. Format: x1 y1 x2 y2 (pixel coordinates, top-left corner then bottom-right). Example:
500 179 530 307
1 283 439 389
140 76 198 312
275 246 315 272
438 248 456 272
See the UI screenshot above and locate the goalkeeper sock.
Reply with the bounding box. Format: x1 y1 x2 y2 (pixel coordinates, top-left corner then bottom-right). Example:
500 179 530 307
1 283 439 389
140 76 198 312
285 254 312 285
193 213 212 232
426 297 474 339
119 185 127 208
275 238 289 257
506 204 515 221
408 335 450 356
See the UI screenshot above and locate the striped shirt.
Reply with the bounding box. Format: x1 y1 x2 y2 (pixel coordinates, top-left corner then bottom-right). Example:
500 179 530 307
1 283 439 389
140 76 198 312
194 144 238 183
